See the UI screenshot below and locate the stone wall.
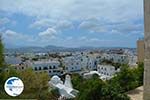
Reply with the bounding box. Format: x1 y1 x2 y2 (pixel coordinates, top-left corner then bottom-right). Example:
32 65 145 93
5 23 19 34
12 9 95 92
144 0 150 100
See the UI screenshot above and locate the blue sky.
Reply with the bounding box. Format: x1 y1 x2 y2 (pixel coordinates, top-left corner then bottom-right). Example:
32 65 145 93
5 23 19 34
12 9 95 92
0 0 144 48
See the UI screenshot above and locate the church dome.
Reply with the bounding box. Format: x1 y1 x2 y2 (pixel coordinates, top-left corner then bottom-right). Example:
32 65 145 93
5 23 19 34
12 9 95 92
50 75 62 84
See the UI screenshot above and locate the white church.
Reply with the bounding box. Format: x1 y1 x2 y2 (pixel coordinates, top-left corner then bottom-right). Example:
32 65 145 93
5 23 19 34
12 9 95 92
49 74 79 99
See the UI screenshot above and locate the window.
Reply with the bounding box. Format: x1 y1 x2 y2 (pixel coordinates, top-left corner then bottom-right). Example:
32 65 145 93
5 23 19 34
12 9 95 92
35 67 37 71
53 65 56 69
39 67 41 70
49 66 52 69
66 67 68 70
53 70 56 73
43 66 48 70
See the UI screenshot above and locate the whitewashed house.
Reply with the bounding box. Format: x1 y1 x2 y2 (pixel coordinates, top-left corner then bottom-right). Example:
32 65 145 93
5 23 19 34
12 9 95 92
128 55 137 67
30 60 63 76
63 54 97 73
5 56 29 70
63 56 82 72
83 71 101 79
97 65 120 80
101 53 129 64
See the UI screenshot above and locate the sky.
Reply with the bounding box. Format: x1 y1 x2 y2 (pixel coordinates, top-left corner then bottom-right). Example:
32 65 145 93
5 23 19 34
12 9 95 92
0 0 144 48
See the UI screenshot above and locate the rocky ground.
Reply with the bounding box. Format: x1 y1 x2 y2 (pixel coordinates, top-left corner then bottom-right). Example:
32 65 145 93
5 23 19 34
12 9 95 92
127 86 143 100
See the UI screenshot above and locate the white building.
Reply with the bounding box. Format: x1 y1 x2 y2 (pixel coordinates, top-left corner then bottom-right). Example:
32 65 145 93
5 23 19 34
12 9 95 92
5 56 29 70
83 71 101 79
5 56 22 66
128 55 137 67
83 65 120 80
101 53 129 64
30 60 63 76
63 54 97 73
49 75 79 99
97 65 120 80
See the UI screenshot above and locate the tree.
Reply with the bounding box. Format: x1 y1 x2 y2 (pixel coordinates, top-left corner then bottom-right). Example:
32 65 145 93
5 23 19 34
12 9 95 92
110 64 143 93
0 35 4 68
137 62 144 85
18 68 50 99
71 74 130 100
101 83 130 100
0 35 5 93
0 68 53 99
75 76 104 100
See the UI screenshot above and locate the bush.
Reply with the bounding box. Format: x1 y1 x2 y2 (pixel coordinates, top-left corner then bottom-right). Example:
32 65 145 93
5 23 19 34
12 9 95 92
0 68 52 99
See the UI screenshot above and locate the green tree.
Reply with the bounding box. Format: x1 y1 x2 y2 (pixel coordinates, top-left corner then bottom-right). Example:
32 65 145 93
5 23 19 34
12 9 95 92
0 35 5 93
102 81 130 100
137 62 144 85
0 35 4 68
71 74 130 100
110 64 143 92
76 77 104 100
0 68 53 100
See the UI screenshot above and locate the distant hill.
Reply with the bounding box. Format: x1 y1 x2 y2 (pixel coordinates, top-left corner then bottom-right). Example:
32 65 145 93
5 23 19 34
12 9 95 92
5 45 136 53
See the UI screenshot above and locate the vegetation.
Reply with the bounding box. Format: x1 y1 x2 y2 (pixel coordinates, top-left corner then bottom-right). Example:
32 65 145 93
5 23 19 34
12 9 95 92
71 74 130 100
71 63 144 100
0 37 144 100
110 63 144 92
0 68 53 99
0 37 58 99
101 59 122 69
0 35 4 68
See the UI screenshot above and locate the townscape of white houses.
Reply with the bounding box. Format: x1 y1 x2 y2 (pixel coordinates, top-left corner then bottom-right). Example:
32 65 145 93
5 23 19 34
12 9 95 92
5 48 137 81
5 48 137 99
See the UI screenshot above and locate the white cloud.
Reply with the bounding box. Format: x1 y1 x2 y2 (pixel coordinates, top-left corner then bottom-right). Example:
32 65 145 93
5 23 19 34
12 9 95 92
0 27 5 32
0 0 143 22
79 18 144 35
38 28 57 38
55 20 74 30
0 0 144 47
3 29 58 47
4 30 20 38
2 30 36 47
79 20 108 33
0 17 10 25
90 38 100 42
111 22 143 33
79 36 87 41
30 19 56 29
4 30 29 40
66 36 73 40
30 19 74 32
